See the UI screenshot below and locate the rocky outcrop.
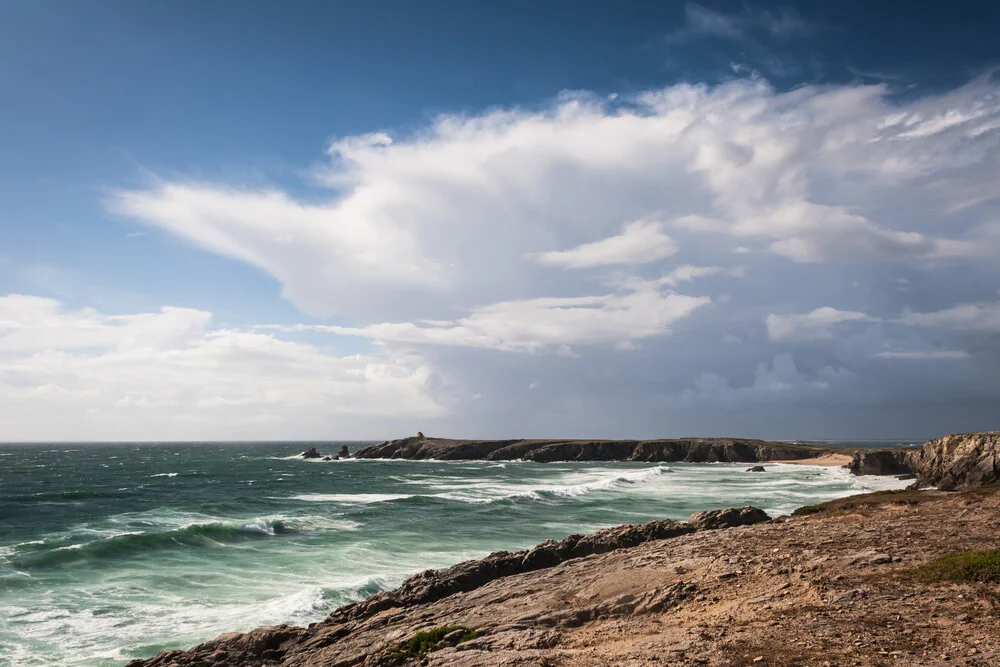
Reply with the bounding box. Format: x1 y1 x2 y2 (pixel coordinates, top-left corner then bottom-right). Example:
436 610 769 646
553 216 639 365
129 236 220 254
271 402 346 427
746 466 766 473
688 506 771 530
848 448 920 476
338 445 351 458
912 432 1000 491
354 436 838 464
127 507 774 666
299 447 321 459
330 518 697 624
124 490 1000 666
849 433 1000 489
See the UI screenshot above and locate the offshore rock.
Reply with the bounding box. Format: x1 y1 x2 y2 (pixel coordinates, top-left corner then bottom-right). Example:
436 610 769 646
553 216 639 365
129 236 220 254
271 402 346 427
338 445 351 458
299 447 322 459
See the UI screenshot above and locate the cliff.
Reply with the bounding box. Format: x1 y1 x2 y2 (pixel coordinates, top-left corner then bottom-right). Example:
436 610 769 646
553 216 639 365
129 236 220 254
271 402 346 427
353 436 839 464
126 488 1000 666
912 431 1000 490
850 432 1000 490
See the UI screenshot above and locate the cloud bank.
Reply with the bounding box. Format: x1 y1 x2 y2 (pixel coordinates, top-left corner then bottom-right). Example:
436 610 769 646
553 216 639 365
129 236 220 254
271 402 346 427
0 296 440 441
30 74 1000 438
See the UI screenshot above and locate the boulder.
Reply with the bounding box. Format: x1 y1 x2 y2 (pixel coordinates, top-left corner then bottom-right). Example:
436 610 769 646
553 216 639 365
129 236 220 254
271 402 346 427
688 506 770 531
300 447 322 459
746 466 766 473
338 445 350 458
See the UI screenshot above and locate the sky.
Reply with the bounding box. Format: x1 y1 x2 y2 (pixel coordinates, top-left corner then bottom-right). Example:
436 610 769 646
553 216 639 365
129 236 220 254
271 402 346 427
1 0 999 441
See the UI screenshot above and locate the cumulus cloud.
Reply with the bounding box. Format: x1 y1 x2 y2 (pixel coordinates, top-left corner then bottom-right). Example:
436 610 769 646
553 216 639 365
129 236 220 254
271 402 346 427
109 77 1000 323
95 74 1000 437
766 307 872 341
0 295 441 441
528 219 676 268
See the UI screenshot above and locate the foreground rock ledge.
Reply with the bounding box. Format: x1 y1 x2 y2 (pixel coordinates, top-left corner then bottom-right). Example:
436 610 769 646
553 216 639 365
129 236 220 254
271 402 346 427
128 491 1000 666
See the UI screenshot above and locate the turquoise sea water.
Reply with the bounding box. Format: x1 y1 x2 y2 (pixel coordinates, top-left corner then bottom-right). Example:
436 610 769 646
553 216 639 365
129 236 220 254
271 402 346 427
0 442 915 666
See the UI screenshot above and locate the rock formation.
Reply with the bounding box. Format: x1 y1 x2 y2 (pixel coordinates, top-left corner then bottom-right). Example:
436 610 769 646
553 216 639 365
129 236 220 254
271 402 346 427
911 431 1000 490
299 447 321 459
127 506 774 667
851 432 1000 490
338 445 351 458
848 448 919 476
688 506 771 530
354 436 838 464
124 490 1000 666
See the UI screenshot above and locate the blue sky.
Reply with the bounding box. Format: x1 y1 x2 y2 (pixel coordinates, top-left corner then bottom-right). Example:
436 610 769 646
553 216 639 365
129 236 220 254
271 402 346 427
1 1 999 440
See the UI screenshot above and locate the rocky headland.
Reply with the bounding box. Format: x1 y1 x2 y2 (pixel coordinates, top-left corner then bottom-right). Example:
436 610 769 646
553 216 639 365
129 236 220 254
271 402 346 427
352 436 843 464
129 432 1000 666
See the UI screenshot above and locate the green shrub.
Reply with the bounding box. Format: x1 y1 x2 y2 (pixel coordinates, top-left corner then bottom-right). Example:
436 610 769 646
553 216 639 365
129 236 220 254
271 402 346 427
918 550 1000 584
394 625 479 659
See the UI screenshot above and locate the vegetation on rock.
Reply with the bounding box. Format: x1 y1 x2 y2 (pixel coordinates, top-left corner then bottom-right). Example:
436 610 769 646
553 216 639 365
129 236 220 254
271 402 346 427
918 549 1000 584
393 625 478 659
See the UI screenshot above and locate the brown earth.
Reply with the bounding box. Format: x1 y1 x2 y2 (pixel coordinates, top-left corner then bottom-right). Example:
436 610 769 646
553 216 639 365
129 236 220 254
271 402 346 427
130 487 1000 667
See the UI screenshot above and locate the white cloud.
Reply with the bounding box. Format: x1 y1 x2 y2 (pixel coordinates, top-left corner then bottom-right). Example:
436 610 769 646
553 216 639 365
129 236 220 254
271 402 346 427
899 301 1000 332
278 282 710 354
529 219 676 268
765 307 872 341
109 77 1000 322
0 295 441 441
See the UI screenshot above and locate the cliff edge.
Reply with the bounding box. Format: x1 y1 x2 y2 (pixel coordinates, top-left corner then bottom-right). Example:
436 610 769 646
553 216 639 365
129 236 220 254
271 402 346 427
850 431 1000 490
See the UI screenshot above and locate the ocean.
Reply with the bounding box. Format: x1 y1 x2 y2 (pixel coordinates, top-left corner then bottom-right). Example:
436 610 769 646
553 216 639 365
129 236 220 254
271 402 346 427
0 441 916 666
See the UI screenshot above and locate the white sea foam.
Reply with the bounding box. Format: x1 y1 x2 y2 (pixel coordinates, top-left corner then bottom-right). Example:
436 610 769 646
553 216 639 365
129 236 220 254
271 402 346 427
290 493 413 504
2 453 927 666
150 472 179 478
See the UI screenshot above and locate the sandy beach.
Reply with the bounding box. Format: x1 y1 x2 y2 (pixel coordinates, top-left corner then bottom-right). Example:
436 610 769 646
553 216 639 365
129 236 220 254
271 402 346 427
772 453 854 467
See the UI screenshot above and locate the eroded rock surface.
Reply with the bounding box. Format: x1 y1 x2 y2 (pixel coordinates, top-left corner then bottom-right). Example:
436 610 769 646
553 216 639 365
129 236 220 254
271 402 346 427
914 432 1000 490
688 506 771 531
849 448 920 476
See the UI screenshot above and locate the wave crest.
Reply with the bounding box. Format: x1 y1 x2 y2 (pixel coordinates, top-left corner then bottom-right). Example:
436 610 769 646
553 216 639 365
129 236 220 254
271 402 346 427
10 519 289 569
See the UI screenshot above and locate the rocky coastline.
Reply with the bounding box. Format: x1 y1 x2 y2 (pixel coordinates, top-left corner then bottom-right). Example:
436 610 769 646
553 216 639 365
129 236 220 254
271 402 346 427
129 432 999 666
353 436 847 464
